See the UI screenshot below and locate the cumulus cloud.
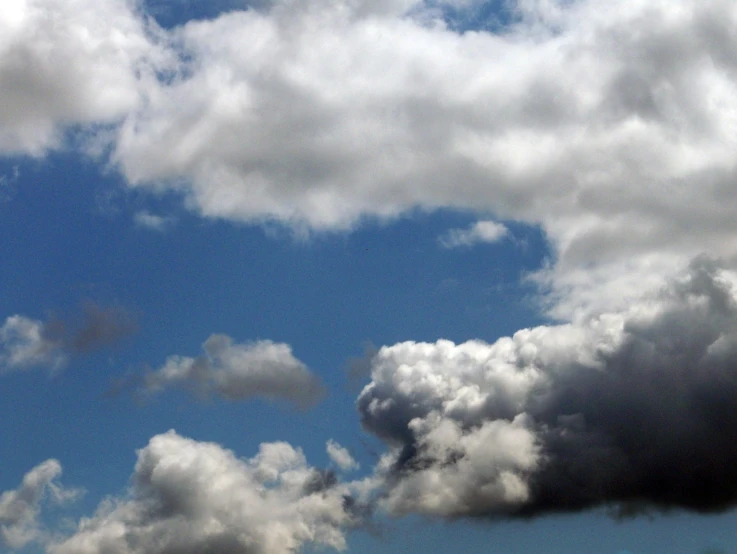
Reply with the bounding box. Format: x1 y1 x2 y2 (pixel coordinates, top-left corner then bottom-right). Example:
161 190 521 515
439 220 508 248
357 258 737 518
141 334 324 407
0 303 137 373
0 0 169 155
0 459 80 549
2 1 737 315
327 440 359 472
49 430 358 554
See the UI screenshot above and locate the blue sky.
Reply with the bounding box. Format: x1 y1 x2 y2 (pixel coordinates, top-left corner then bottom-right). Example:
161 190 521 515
2 1 737 553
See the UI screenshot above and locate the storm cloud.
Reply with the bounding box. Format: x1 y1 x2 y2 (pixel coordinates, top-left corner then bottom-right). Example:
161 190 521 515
358 258 737 518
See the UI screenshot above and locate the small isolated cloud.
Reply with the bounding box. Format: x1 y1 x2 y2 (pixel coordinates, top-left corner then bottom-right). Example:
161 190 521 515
133 210 175 231
358 258 737 518
439 221 509 248
49 431 359 554
142 334 324 408
0 303 137 373
326 440 359 472
0 459 80 550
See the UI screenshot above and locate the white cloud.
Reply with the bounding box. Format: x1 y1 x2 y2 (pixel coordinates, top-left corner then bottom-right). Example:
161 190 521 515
326 440 359 472
49 430 358 554
0 0 169 155
142 334 324 407
0 315 66 373
2 1 737 314
439 220 508 248
133 210 175 231
358 258 737 517
0 459 80 549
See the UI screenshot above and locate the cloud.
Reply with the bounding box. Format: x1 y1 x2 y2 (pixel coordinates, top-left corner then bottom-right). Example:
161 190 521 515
357 258 737 518
49 430 359 554
133 210 176 231
0 303 137 373
141 334 324 407
0 0 169 155
327 440 360 472
2 1 737 317
439 220 509 248
0 459 80 549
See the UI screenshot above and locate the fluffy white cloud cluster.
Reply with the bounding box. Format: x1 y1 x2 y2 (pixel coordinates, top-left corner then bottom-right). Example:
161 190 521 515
49 430 357 554
4 1 737 315
142 334 324 407
0 459 79 549
358 259 737 517
0 0 169 155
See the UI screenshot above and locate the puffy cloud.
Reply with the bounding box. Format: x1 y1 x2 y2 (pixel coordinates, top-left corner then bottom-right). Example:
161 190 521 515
3 1 737 314
0 304 137 373
327 440 359 472
439 220 508 248
0 0 168 155
49 430 358 554
142 334 324 407
357 258 737 518
0 459 79 549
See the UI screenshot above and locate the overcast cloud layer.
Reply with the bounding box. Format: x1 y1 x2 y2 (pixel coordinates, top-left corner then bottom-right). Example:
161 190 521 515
4 0 737 315
358 259 737 517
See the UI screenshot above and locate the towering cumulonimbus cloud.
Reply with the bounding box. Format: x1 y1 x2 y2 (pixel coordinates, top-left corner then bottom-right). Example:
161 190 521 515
49 430 359 554
140 334 324 408
357 258 737 518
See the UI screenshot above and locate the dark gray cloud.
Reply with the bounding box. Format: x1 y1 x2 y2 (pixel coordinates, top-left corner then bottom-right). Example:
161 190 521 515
140 334 324 408
357 258 737 518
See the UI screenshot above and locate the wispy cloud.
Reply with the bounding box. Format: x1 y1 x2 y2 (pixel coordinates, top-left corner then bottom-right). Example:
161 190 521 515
439 220 509 248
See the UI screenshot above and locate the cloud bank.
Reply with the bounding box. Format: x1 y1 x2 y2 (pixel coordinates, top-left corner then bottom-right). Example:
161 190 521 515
358 259 737 518
3 0 737 317
141 334 324 407
49 431 358 554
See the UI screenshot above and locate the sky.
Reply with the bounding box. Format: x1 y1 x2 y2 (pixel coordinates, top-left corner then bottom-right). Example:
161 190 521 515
1 0 737 553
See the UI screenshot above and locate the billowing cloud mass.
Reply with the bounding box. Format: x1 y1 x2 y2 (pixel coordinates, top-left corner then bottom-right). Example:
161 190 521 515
0 459 79 549
0 304 136 373
49 430 358 554
142 334 324 407
358 259 737 518
2 0 737 316
439 220 509 248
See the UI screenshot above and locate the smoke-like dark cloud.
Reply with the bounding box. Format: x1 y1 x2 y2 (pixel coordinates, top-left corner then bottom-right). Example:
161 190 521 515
0 302 137 373
357 258 737 518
